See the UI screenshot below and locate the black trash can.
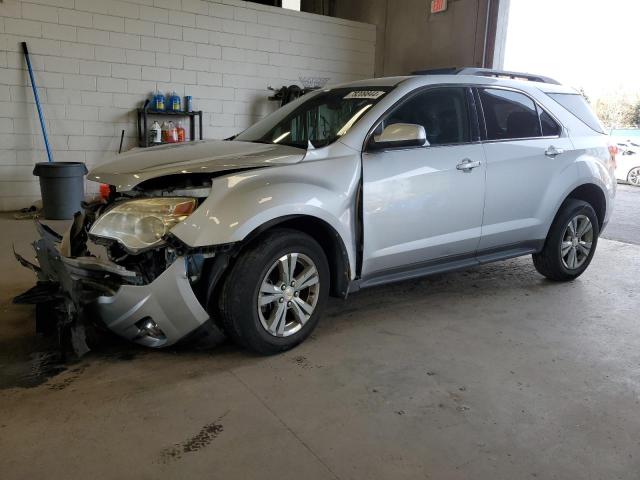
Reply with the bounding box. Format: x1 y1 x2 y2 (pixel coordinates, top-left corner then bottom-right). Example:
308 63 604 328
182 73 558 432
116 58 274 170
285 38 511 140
33 162 88 220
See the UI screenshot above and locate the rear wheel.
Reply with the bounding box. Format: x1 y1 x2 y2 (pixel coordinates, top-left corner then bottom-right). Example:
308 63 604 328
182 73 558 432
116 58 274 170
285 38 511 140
218 228 329 354
532 199 600 281
627 167 640 186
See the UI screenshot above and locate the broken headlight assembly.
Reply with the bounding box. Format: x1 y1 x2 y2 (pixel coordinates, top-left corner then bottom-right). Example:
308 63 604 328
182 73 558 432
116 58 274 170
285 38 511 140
89 197 197 252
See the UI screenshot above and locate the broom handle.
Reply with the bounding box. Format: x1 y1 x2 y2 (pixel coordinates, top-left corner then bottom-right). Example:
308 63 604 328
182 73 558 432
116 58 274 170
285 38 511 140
22 42 53 163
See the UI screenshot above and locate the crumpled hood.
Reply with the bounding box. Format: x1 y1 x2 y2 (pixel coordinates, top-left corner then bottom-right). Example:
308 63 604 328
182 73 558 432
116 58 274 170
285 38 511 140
88 140 306 190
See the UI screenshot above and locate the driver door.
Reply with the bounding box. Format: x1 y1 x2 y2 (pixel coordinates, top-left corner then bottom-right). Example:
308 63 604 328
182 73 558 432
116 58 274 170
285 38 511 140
361 86 486 279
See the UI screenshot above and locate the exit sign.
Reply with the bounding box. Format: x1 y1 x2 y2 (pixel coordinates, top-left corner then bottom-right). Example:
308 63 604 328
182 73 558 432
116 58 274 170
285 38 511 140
430 0 448 13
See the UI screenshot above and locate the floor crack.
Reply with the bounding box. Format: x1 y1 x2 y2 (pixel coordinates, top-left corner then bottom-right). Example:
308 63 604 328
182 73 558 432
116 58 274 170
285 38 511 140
229 370 341 480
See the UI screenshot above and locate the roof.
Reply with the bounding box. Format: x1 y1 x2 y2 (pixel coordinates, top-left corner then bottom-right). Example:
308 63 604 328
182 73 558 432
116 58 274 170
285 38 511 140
412 67 561 85
332 70 576 95
332 76 412 88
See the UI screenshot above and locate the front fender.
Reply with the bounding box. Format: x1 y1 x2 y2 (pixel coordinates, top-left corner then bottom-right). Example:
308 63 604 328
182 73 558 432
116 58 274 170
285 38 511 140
170 153 361 277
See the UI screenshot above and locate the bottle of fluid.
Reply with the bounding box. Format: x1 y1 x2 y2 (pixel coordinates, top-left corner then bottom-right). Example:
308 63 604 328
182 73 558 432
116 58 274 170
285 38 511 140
167 121 177 143
161 121 170 143
176 121 185 142
170 92 181 112
153 91 165 111
150 121 161 144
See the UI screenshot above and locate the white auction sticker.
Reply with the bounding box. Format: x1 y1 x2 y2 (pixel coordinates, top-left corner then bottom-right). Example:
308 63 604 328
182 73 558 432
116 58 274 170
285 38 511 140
344 91 386 100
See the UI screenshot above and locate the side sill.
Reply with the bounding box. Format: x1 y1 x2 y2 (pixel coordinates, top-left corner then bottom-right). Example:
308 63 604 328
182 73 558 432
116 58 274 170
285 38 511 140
350 240 545 291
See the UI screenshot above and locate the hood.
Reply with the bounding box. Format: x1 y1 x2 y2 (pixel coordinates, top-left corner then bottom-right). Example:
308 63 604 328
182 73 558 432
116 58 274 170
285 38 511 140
88 140 306 190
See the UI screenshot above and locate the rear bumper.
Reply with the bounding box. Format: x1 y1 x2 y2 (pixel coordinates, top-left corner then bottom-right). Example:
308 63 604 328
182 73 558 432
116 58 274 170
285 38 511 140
15 222 210 349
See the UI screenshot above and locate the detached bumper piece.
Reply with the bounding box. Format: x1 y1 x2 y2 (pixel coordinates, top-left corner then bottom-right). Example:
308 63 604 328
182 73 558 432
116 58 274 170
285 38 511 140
14 221 210 355
13 221 129 356
93 258 210 348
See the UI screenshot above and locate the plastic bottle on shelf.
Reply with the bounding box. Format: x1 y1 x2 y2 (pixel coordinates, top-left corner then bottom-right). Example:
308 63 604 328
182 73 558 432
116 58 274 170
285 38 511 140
176 121 185 142
168 121 178 143
161 121 170 143
150 121 161 144
153 91 165 111
170 92 181 112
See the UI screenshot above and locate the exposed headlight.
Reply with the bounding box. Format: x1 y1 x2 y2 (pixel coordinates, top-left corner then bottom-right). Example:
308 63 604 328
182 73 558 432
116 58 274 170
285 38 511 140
90 198 197 251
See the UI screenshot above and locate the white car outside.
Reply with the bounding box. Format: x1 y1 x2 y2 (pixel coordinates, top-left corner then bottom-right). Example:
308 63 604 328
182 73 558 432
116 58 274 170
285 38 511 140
613 141 640 186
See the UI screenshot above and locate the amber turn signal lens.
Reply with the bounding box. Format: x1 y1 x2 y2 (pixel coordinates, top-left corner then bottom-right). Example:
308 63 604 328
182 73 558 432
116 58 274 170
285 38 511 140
173 200 197 216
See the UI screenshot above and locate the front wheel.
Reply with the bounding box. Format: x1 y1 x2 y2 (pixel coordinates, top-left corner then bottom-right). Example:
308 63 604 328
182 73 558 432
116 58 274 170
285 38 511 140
627 167 640 186
217 228 329 355
532 199 600 281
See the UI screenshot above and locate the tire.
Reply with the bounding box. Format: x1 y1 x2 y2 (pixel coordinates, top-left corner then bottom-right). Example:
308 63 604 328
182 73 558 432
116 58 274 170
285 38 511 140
532 199 600 281
217 228 330 355
627 166 640 186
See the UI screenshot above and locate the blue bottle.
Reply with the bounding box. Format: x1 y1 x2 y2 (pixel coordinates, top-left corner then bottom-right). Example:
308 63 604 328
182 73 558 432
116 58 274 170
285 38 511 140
170 92 181 112
153 91 165 111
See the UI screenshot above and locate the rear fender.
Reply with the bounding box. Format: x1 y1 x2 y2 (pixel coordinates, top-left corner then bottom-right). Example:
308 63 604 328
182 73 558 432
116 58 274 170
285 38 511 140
541 146 614 239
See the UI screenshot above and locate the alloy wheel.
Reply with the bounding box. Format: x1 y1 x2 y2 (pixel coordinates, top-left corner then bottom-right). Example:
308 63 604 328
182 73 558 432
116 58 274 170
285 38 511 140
257 253 320 337
560 214 593 270
628 167 640 186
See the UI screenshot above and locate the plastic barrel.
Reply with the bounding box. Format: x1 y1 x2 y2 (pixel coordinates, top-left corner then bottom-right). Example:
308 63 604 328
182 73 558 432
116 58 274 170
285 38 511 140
33 162 88 220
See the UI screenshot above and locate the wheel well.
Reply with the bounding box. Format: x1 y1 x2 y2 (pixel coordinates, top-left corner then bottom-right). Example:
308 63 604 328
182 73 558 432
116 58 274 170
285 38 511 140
566 184 606 228
244 215 351 298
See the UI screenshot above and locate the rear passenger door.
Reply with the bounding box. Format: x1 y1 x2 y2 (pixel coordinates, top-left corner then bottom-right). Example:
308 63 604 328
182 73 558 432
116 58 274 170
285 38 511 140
477 87 574 250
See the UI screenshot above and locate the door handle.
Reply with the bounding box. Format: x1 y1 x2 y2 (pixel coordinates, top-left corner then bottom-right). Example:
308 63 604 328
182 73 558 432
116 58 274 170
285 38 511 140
456 159 482 172
545 146 565 157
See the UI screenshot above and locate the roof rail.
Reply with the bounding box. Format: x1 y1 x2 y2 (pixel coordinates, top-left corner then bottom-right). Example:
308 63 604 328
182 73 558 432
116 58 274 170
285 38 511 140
411 67 561 85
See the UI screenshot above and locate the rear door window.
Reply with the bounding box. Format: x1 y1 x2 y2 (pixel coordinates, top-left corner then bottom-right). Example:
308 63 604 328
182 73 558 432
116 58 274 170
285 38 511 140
547 93 605 134
479 88 541 140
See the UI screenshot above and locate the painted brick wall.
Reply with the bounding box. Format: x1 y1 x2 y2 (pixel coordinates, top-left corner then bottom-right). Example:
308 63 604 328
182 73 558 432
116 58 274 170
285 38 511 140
0 0 376 210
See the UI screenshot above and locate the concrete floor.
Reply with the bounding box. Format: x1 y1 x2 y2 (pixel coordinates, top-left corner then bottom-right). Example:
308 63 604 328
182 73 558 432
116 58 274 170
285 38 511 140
1 215 639 480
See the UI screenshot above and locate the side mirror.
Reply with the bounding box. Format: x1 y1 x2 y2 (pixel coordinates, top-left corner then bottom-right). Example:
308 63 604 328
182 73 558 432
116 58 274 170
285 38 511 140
369 123 428 150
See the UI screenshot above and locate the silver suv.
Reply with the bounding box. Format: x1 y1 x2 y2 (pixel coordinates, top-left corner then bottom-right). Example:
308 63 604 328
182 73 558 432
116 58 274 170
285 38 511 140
17 68 616 355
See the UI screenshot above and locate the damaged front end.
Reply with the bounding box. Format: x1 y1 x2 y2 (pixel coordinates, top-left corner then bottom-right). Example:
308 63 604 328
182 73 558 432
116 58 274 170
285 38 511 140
14 195 225 357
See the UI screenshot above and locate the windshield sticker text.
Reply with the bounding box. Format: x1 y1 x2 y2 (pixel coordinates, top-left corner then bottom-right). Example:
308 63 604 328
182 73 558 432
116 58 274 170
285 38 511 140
344 91 385 100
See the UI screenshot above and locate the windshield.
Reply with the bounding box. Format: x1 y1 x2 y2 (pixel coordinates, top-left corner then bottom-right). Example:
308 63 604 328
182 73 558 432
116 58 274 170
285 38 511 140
235 87 392 148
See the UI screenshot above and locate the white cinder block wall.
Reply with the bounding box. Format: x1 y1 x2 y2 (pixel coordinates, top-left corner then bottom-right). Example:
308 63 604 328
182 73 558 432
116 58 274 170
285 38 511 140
0 0 376 210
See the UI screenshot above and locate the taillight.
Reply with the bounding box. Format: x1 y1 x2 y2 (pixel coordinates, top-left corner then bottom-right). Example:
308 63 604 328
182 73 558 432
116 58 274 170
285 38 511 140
608 144 618 169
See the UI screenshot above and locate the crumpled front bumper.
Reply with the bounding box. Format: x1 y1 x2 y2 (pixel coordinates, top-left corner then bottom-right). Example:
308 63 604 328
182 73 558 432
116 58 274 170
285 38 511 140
92 258 210 347
15 221 211 350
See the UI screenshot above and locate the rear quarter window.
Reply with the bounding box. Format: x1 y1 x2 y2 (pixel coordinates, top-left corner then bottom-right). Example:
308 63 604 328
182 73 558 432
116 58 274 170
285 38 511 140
547 93 605 134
